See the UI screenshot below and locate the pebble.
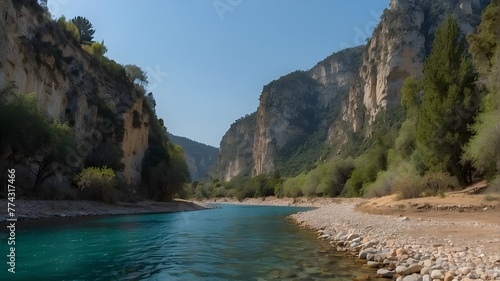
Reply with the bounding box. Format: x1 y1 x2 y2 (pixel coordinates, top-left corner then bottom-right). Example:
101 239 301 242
290 202 500 281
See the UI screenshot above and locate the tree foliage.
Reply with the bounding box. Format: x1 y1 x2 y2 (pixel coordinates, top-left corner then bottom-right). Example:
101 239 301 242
463 1 500 180
124 64 148 87
56 16 80 43
83 41 108 58
467 0 499 71
75 166 117 202
416 16 478 183
71 16 95 43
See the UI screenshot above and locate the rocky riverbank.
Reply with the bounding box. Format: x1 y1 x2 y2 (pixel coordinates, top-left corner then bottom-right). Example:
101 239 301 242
0 199 209 221
291 201 500 281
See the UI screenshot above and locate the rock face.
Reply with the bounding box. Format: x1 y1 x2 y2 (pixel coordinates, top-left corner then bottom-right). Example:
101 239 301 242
0 0 150 184
252 71 322 176
211 113 256 181
212 0 489 181
167 133 218 181
340 0 488 137
211 47 363 180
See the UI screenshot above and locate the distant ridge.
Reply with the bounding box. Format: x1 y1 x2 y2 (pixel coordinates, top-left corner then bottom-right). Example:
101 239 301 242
168 133 218 181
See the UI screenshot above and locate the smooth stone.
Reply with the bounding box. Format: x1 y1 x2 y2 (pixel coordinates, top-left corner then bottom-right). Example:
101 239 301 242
444 271 455 281
347 233 360 241
423 259 433 267
431 269 444 279
377 269 394 278
403 274 422 281
468 272 480 279
367 261 380 268
396 265 411 276
409 264 421 274
421 266 430 275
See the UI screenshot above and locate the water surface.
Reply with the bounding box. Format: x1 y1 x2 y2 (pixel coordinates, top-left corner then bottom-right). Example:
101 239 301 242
1 204 376 280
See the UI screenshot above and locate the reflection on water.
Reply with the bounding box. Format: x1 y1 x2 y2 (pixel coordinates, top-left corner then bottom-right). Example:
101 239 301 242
1 205 378 280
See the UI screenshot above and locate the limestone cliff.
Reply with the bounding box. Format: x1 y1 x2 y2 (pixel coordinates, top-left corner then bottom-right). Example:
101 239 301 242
211 47 364 180
211 113 256 181
252 71 323 176
0 0 149 185
214 0 489 181
339 0 489 138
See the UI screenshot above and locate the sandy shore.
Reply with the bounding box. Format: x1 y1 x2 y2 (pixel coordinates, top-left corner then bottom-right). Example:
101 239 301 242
208 195 500 280
0 199 209 221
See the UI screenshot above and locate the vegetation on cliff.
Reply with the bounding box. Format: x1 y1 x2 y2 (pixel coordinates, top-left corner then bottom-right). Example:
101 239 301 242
0 0 189 202
195 0 499 201
167 133 218 181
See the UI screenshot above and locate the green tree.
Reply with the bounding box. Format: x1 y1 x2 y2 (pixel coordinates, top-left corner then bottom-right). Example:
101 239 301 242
124 64 148 87
56 16 80 42
32 121 75 191
83 41 108 58
462 1 500 179
71 16 95 43
416 16 478 184
467 0 499 70
401 76 422 112
0 92 52 169
75 166 116 201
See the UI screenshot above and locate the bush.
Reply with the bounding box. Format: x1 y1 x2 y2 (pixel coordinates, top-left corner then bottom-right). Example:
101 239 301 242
56 16 80 43
363 171 396 198
421 172 458 193
392 174 424 199
391 172 458 200
75 166 117 202
281 174 306 198
225 188 238 198
194 183 211 200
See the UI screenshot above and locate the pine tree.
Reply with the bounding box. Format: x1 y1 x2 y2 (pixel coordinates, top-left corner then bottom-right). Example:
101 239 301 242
416 16 478 184
71 16 95 43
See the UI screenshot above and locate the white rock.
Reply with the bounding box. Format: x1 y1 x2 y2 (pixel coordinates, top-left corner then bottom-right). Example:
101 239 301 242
403 274 422 281
431 269 444 279
377 269 394 278
421 266 430 275
396 265 411 276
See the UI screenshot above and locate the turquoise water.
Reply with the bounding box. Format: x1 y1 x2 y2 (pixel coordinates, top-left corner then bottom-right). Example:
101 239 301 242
1 205 375 280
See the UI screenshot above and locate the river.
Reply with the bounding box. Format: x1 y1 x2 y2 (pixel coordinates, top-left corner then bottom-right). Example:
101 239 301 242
1 204 376 280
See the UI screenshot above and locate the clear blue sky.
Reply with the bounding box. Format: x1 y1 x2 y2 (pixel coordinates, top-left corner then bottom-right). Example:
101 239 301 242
49 0 390 147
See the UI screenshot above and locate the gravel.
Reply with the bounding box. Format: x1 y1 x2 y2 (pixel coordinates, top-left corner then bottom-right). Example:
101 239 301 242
291 202 500 280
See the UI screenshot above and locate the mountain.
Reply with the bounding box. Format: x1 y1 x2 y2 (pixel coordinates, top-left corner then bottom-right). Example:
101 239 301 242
0 0 188 201
212 0 490 182
167 133 218 181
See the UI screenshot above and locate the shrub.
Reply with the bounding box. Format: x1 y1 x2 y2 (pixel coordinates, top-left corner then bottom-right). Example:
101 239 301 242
225 188 238 198
281 174 306 198
75 166 117 202
56 16 80 43
421 172 458 193
391 172 458 200
363 171 396 198
83 41 108 58
392 174 424 199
